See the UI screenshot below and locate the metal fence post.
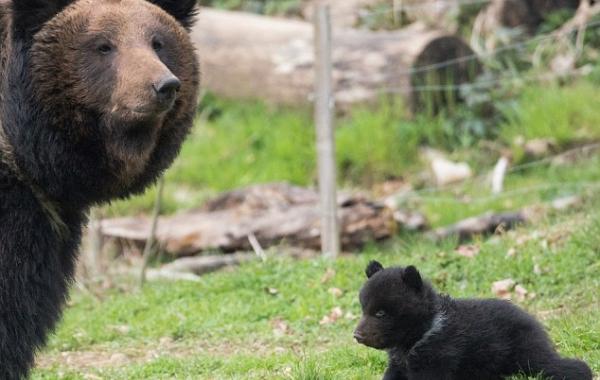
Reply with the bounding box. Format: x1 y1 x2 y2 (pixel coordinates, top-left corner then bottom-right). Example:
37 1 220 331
314 5 340 258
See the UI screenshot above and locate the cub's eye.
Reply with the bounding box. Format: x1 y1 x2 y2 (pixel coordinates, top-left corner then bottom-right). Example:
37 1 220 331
152 38 164 52
97 43 113 55
375 310 386 318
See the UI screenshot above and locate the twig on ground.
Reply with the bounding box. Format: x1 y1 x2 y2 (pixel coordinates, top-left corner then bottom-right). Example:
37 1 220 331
139 176 165 288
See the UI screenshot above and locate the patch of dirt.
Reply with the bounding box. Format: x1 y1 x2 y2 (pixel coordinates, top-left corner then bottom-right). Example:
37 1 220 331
36 337 297 371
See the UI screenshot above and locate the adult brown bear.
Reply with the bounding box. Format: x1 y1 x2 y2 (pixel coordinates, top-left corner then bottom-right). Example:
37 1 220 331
0 0 199 378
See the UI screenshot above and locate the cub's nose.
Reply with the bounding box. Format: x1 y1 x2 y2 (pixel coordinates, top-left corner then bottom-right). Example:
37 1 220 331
153 75 181 106
353 331 365 343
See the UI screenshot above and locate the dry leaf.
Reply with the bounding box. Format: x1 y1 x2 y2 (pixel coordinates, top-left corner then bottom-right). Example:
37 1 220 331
328 287 343 298
506 247 516 258
456 244 480 258
321 268 336 284
514 284 528 302
491 278 516 299
271 317 290 337
108 325 131 335
320 307 343 325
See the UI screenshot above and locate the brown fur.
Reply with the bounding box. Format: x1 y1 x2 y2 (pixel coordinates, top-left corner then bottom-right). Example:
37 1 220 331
28 0 199 188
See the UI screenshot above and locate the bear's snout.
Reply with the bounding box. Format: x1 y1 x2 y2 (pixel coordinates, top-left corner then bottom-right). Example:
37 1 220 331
153 75 181 110
353 330 366 343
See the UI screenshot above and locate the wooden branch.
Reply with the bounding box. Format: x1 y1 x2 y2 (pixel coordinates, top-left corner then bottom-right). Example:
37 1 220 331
139 177 165 287
429 211 528 241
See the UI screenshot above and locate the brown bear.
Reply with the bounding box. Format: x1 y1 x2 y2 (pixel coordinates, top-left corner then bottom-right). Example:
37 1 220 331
0 0 199 378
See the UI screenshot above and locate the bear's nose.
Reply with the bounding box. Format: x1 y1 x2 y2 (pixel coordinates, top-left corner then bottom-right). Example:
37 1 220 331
353 331 365 343
153 75 181 105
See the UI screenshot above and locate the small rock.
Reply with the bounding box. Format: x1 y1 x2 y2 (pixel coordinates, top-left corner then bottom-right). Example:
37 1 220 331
524 138 555 158
431 158 473 186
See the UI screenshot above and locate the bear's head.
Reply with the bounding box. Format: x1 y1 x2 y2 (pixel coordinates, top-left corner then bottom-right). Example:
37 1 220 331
1 0 199 207
353 261 438 350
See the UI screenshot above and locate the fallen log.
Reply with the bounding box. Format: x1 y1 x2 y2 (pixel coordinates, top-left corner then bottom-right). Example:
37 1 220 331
101 183 407 256
429 211 529 241
192 8 480 112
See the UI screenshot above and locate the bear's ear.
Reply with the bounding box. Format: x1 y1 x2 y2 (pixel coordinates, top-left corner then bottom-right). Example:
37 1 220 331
11 0 74 41
148 0 198 29
365 260 384 278
402 265 423 291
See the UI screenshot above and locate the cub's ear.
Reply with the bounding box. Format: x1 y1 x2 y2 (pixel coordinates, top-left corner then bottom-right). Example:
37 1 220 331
403 265 423 291
11 0 74 41
149 0 198 29
365 260 384 278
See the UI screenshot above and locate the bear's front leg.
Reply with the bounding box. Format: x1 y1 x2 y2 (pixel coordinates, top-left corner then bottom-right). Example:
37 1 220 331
382 363 409 380
0 186 81 379
407 369 453 380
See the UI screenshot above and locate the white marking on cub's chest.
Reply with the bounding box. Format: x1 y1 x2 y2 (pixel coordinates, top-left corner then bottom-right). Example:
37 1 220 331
410 312 447 353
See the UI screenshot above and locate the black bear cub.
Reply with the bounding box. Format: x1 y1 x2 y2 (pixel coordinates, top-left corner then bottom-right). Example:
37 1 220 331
354 261 593 380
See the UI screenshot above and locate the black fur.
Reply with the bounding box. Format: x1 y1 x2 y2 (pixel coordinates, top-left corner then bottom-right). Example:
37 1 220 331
0 0 199 378
148 0 198 29
11 0 73 41
354 261 593 380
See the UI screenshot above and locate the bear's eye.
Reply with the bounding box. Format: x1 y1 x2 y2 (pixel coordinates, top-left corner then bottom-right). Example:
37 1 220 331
152 38 164 52
375 310 386 318
97 43 113 55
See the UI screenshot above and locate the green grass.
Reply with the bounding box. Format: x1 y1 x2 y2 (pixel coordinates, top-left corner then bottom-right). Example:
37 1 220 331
33 157 600 378
501 81 600 147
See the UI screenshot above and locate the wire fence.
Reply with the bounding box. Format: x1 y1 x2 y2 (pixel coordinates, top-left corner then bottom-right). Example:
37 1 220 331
392 143 600 203
337 18 600 86
362 0 493 15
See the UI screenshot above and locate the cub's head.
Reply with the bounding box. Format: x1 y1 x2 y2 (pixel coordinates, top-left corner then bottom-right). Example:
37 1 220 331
354 261 437 350
6 0 199 203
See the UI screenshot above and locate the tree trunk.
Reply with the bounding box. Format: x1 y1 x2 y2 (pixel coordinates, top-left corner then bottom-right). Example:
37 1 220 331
192 8 479 112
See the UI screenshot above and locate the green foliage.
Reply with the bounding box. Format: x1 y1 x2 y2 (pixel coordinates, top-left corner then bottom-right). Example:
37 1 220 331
336 102 421 185
500 81 600 146
198 0 301 16
537 9 577 35
168 97 316 191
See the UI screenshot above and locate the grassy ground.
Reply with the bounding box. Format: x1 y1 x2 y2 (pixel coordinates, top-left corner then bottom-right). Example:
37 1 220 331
32 153 600 378
30 78 600 378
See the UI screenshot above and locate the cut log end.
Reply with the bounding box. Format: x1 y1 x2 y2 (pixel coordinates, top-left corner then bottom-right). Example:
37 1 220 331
409 36 480 113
